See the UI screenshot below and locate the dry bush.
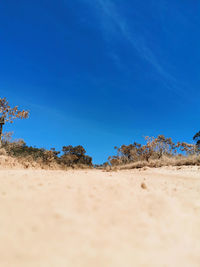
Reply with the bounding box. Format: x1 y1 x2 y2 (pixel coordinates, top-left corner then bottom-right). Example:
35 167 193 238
60 145 93 167
0 140 93 170
107 135 200 170
0 148 7 156
108 135 178 166
0 155 23 169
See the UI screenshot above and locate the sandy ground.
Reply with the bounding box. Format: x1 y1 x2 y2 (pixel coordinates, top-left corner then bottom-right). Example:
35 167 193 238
0 167 200 267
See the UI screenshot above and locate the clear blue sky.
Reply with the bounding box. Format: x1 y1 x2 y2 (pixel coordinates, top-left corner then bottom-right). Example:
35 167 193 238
0 0 200 164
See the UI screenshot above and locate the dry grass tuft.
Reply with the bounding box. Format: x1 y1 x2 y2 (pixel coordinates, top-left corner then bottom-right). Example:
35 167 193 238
111 155 200 171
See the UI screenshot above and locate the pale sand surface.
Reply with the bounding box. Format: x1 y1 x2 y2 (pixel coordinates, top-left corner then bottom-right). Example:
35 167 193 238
0 167 200 267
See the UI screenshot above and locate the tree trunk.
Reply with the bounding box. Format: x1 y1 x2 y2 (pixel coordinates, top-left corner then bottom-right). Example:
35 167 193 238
0 124 3 147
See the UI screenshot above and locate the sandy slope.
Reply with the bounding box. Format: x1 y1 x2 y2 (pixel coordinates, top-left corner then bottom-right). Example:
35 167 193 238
0 167 200 267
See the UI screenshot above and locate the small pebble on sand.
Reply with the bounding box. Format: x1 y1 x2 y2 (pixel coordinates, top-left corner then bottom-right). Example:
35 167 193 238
141 183 147 190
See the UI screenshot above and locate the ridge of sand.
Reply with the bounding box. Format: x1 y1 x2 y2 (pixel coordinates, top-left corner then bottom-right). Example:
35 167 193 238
0 167 199 267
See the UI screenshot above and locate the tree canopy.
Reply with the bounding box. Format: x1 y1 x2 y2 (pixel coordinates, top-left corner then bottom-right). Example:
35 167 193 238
61 145 92 166
0 97 29 123
193 131 200 151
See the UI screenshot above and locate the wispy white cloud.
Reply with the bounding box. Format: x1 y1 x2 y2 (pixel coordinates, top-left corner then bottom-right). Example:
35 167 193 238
81 0 188 96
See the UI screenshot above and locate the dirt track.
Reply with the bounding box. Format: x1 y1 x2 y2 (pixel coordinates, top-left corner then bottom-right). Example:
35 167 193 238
0 167 200 267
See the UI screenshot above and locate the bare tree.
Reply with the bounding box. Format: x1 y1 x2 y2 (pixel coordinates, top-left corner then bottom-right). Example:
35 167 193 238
0 98 29 145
